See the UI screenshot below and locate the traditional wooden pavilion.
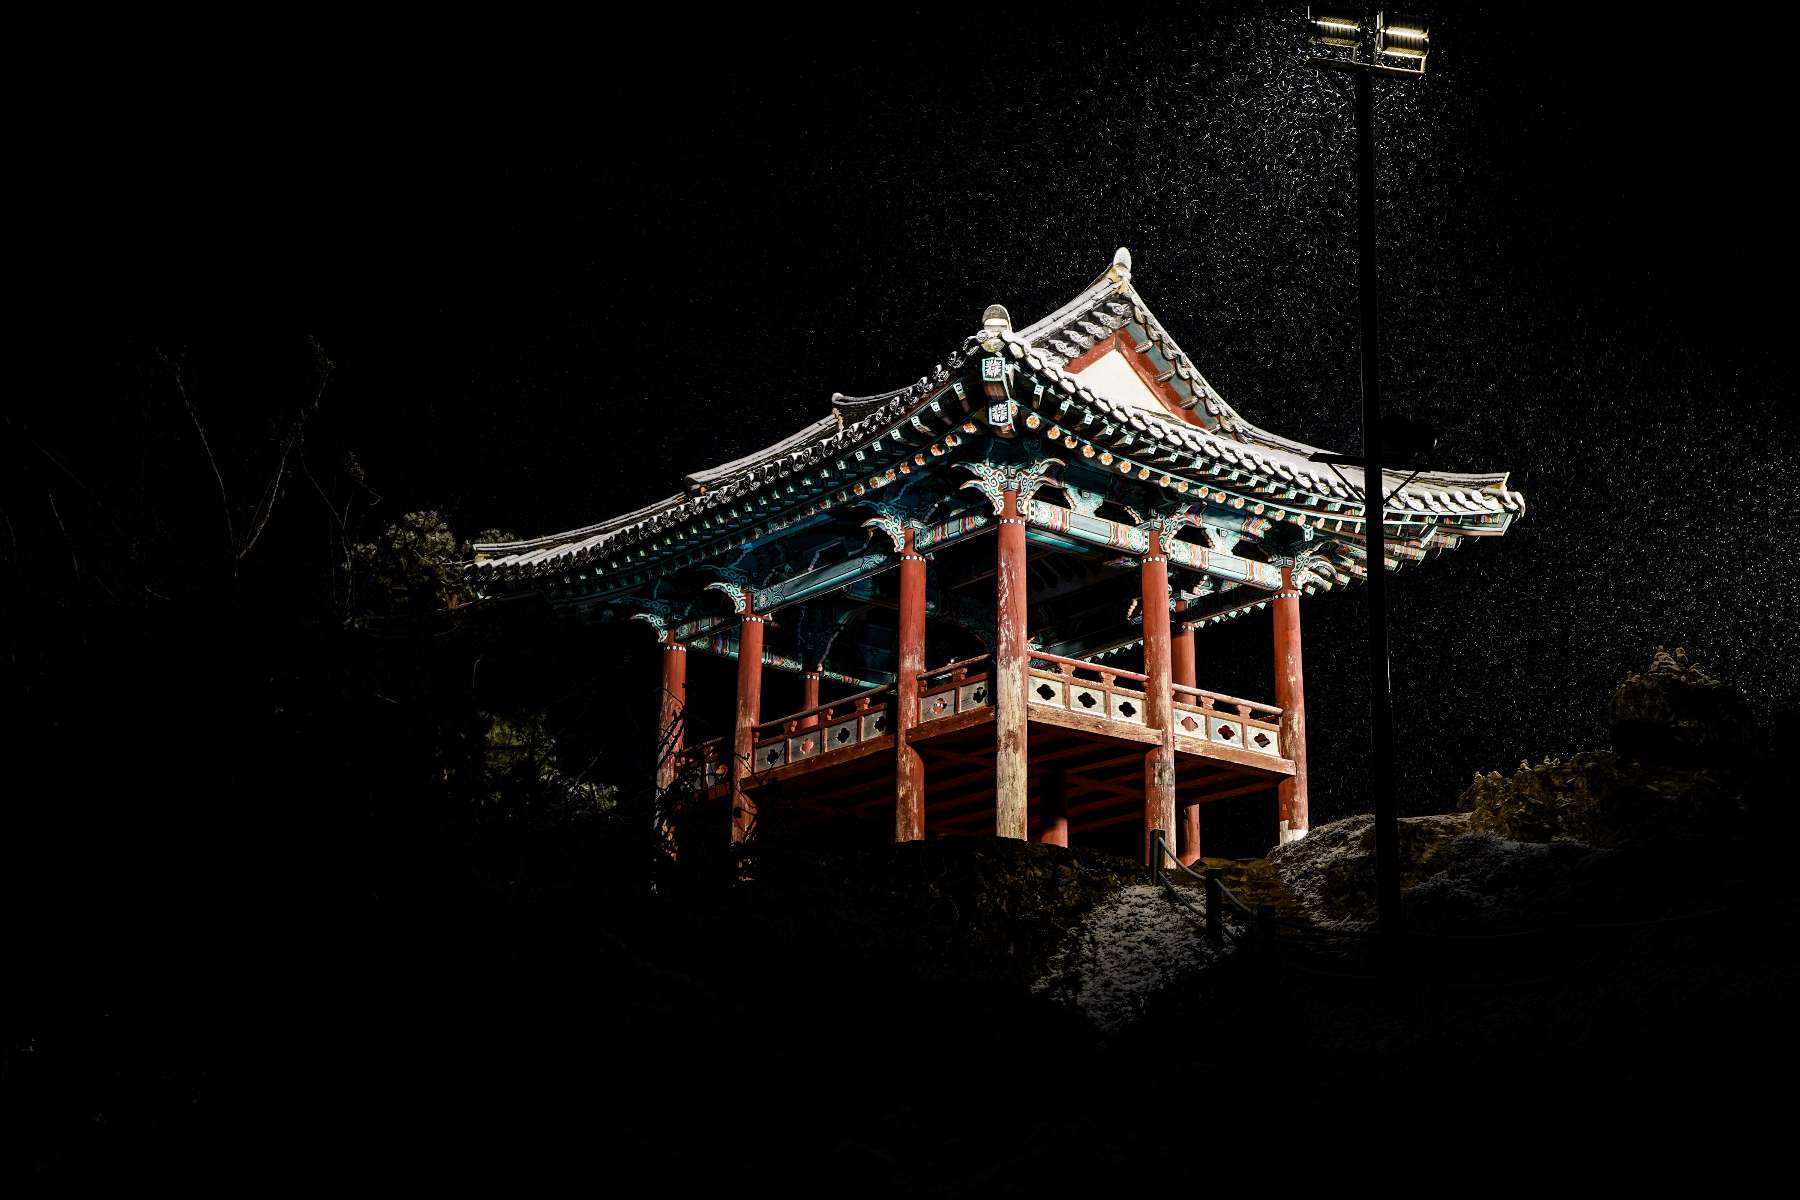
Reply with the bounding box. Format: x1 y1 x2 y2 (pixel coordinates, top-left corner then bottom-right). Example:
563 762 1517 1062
466 250 1525 864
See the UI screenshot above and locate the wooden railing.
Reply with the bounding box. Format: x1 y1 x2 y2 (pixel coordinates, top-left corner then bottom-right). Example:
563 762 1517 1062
723 654 1286 775
1171 682 1284 758
1026 651 1151 727
749 683 896 774
915 654 993 726
676 736 730 790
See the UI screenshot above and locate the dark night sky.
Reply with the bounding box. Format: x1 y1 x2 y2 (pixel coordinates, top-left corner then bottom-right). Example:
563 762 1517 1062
32 6 1798 827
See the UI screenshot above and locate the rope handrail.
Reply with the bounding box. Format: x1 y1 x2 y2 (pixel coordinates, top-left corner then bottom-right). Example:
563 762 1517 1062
1154 836 1261 919
1148 830 1254 949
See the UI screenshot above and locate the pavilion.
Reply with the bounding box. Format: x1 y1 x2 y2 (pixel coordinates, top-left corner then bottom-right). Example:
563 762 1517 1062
466 249 1525 865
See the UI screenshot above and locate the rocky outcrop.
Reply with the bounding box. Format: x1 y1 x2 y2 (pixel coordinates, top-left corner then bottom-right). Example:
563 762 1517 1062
1458 649 1754 847
1608 646 1758 770
1458 751 1744 847
1266 812 1470 927
1398 832 1694 934
1031 883 1228 1034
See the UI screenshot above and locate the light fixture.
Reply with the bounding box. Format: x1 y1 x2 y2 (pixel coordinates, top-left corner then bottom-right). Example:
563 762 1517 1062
1307 8 1429 78
1308 8 1363 48
1376 13 1429 73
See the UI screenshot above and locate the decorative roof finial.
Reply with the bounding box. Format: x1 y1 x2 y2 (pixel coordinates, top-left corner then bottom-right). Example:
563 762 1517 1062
1112 246 1132 280
980 304 1012 352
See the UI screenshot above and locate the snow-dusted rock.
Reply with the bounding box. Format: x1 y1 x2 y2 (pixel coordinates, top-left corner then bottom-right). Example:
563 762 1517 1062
1031 884 1228 1035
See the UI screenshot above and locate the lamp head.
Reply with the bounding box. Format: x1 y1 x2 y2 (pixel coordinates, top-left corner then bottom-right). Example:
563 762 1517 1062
1307 8 1429 77
1307 7 1363 48
1376 12 1429 74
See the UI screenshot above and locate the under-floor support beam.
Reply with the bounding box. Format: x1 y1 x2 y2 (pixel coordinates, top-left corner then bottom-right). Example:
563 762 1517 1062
1038 770 1069 847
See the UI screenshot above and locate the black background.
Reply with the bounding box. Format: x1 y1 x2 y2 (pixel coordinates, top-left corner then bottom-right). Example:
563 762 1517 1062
30 6 1793 821
8 4 1796 1184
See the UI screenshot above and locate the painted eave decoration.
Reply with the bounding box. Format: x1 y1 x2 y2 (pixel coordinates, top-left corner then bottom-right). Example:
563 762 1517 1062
467 249 1525 604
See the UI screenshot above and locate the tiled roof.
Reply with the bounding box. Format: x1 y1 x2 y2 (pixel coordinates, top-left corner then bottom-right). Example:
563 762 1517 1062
470 250 1522 592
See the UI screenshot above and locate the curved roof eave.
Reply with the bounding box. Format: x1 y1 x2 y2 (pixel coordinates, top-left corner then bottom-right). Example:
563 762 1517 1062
1007 248 1521 507
469 249 1524 583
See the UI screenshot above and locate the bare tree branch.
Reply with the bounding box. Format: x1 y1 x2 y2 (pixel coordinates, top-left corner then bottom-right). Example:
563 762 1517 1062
237 418 299 562
157 347 235 565
298 431 354 615
45 490 77 578
240 337 340 563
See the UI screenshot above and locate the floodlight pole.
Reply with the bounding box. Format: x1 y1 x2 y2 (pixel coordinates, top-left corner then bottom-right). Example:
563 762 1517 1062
1308 19 1412 943
1352 65 1404 942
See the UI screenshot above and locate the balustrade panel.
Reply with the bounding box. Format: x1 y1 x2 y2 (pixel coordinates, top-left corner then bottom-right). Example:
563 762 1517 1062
915 656 993 726
749 685 896 773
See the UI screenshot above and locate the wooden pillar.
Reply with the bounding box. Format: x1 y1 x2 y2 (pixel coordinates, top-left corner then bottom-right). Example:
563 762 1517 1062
654 635 687 793
895 528 927 842
1273 564 1310 843
994 488 1029 840
1141 531 1177 868
799 671 822 730
1037 770 1068 848
1172 611 1201 866
730 611 765 845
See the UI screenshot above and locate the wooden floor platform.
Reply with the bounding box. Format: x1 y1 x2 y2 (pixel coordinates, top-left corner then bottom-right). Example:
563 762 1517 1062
708 705 1294 848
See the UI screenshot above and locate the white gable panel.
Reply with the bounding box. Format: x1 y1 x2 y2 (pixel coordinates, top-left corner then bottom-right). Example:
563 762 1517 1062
1069 346 1170 419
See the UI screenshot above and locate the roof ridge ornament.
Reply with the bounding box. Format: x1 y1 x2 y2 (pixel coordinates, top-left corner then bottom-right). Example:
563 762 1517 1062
1109 246 1132 283
981 304 1012 353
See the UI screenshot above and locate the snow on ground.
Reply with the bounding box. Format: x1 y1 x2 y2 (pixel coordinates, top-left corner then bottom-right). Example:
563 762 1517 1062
1030 883 1232 1035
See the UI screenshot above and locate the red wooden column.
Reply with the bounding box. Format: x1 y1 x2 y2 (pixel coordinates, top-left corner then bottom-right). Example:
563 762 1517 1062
994 488 1029 840
799 670 822 730
654 634 687 793
729 609 766 845
1037 771 1068 847
895 528 927 842
1273 564 1310 843
1171 608 1201 866
1141 530 1177 867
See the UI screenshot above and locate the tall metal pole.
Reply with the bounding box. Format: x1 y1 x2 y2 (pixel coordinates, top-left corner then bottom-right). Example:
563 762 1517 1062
1354 68 1402 936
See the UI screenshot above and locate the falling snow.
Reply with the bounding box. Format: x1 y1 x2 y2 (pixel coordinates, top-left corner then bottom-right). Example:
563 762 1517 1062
94 6 1792 837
